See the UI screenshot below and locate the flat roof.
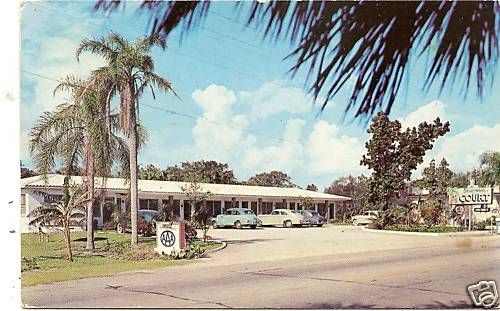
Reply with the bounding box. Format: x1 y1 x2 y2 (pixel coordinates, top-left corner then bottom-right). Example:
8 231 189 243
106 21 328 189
21 174 351 202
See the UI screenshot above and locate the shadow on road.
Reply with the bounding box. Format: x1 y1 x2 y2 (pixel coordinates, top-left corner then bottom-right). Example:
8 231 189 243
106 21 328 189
224 238 283 245
304 300 470 309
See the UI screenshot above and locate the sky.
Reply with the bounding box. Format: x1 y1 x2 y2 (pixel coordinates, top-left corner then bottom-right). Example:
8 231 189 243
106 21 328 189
19 1 500 190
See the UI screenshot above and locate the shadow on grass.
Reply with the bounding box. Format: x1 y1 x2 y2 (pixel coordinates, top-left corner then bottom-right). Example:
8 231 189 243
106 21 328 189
73 237 108 242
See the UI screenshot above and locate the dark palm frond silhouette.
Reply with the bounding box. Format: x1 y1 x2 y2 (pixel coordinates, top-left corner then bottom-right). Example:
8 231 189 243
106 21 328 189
95 1 499 120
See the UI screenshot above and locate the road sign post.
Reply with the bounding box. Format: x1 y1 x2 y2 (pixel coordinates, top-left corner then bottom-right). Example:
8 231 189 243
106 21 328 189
155 221 186 256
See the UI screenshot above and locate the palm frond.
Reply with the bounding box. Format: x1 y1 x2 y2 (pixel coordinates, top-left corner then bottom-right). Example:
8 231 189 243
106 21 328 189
97 1 500 119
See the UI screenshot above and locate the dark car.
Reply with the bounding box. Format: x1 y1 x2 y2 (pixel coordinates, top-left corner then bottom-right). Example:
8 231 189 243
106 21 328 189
116 209 159 236
298 210 327 227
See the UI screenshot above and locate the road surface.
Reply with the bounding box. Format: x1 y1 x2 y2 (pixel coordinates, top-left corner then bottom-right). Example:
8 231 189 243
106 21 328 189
22 232 500 308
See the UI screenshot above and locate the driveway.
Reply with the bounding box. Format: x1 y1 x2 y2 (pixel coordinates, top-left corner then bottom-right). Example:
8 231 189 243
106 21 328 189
203 225 498 265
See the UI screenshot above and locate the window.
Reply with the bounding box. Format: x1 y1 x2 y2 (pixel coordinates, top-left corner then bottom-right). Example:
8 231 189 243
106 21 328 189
225 209 232 215
231 210 240 215
241 201 248 209
280 211 287 215
271 210 279 215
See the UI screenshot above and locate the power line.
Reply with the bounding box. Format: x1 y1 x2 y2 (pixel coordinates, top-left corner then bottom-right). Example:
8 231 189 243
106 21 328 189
26 2 310 91
21 69 297 144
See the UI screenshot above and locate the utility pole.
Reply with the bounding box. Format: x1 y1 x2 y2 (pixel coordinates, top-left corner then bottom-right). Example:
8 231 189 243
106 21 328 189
468 176 475 231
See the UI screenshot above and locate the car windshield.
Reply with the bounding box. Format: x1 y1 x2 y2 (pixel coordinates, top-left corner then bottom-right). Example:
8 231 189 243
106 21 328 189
243 210 255 215
311 211 320 216
290 210 298 214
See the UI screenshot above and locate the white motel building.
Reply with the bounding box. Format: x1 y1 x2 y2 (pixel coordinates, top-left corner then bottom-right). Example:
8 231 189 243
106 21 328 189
20 174 351 233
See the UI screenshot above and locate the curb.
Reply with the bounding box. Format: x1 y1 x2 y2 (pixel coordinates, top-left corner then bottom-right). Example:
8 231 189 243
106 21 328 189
203 240 227 254
361 227 496 237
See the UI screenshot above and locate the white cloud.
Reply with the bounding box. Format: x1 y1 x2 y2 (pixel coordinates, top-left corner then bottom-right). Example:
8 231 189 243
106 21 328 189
239 80 314 119
306 120 367 176
242 119 306 173
398 100 447 129
433 123 500 172
186 83 367 180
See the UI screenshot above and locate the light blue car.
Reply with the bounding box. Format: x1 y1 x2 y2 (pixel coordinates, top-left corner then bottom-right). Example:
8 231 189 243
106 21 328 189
211 208 260 229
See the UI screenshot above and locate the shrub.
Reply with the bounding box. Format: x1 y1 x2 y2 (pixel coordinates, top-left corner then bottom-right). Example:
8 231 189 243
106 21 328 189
125 245 159 260
384 224 464 233
102 221 116 231
137 219 154 237
21 257 39 272
105 240 129 256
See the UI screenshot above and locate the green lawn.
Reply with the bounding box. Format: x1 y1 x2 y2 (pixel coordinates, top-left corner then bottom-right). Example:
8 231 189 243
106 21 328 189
21 231 220 287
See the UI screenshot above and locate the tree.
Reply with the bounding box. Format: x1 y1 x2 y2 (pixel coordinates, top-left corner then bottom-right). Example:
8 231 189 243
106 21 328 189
165 160 237 184
417 158 454 226
97 1 498 119
139 164 164 180
298 196 314 210
180 176 213 242
477 151 500 187
77 32 177 246
20 161 36 178
306 184 318 192
325 175 369 222
246 171 297 188
28 180 88 261
360 112 450 214
29 76 130 251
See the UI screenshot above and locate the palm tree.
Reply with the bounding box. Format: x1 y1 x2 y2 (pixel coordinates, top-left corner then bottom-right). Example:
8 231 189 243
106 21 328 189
97 1 498 120
30 76 130 251
28 180 88 262
76 32 177 246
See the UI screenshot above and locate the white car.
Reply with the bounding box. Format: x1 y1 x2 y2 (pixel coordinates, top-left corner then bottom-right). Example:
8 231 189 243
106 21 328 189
258 209 308 228
352 210 380 226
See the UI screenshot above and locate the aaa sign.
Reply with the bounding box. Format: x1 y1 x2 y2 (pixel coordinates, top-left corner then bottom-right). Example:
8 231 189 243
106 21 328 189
448 187 493 205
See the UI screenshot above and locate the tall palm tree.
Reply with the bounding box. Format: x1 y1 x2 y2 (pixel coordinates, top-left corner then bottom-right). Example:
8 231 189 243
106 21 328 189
76 32 177 245
30 76 130 251
97 1 498 120
28 180 88 262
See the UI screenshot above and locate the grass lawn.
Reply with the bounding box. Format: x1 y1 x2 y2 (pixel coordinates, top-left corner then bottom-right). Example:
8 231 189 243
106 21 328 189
21 231 219 287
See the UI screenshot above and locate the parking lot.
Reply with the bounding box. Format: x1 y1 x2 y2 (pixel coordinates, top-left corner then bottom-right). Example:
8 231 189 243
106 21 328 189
204 224 498 265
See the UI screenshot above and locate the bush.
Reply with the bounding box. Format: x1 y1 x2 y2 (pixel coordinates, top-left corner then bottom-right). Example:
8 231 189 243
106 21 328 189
21 257 39 272
384 224 464 233
137 219 154 237
102 221 116 231
125 245 160 260
104 240 129 256
474 220 488 231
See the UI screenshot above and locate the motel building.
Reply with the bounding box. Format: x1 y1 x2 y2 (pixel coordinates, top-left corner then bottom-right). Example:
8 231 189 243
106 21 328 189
20 174 351 233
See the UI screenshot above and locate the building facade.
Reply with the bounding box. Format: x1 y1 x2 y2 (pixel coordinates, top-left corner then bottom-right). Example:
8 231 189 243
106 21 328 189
21 174 351 233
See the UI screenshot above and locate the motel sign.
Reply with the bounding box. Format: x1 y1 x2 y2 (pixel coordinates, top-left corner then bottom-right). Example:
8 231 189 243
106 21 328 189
448 187 493 205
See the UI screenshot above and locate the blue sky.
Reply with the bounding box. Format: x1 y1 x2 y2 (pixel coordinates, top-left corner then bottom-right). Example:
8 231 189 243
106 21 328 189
20 1 500 189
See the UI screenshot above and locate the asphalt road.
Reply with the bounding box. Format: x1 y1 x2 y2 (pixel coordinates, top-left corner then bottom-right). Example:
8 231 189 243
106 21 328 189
22 232 500 308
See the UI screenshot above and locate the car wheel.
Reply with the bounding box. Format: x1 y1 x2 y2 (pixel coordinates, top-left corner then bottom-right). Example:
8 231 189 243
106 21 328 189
212 220 218 229
116 223 124 234
250 225 257 229
234 221 242 229
353 219 358 226
284 220 292 228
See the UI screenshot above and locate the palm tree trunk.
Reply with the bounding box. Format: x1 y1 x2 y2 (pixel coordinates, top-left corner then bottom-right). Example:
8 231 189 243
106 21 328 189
129 98 139 246
63 221 73 262
85 168 95 251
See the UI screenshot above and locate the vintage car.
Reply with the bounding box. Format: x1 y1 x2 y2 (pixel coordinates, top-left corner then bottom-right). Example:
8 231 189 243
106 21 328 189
258 209 308 227
298 210 327 227
116 209 159 236
211 208 260 229
352 210 380 226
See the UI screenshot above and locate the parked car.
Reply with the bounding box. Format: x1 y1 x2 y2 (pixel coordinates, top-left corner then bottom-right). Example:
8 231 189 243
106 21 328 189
352 210 380 226
298 210 327 227
116 209 159 236
258 209 308 227
211 208 260 229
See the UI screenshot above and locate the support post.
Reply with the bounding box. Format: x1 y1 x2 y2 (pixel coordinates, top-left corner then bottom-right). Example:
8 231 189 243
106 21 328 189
221 200 225 213
283 199 287 209
231 197 236 208
325 200 330 219
257 198 262 215
179 200 185 221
